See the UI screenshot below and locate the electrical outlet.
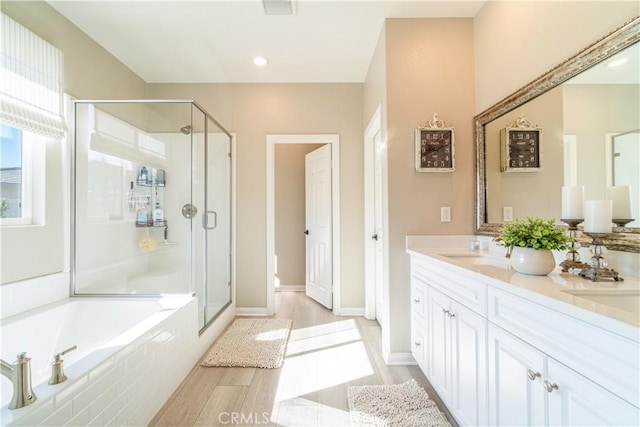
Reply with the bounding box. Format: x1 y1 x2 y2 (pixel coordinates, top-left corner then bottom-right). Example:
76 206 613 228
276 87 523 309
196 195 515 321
441 207 451 222
503 206 514 222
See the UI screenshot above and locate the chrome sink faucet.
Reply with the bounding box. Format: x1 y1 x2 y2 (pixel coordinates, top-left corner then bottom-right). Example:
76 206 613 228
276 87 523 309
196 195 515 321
1 353 37 409
492 236 513 258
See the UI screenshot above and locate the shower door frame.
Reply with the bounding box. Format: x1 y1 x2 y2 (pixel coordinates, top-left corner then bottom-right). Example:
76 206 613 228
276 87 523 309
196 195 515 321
69 99 234 332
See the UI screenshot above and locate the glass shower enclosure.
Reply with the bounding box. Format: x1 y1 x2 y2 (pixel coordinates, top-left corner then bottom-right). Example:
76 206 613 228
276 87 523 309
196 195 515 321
72 100 232 331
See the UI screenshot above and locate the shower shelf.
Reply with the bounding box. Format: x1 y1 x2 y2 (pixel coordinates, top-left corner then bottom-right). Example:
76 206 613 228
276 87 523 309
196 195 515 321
135 220 167 228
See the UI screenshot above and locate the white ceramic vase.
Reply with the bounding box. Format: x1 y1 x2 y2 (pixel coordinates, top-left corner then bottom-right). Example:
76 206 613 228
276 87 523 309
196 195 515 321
510 247 556 275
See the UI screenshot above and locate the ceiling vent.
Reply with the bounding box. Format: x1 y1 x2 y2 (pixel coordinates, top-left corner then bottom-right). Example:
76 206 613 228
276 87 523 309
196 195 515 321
262 0 295 15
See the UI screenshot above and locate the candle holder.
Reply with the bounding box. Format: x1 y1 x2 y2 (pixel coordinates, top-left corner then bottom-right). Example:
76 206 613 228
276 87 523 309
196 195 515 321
559 219 587 273
612 218 634 227
579 232 624 282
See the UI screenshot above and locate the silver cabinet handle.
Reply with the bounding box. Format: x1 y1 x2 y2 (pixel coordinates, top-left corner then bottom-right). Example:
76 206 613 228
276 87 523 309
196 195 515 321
414 341 421 347
543 380 559 392
442 308 455 319
414 298 420 303
527 369 541 381
206 210 217 230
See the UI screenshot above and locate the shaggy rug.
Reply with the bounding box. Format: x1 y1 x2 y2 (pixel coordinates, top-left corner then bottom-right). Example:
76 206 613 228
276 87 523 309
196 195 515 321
201 318 292 369
347 379 452 427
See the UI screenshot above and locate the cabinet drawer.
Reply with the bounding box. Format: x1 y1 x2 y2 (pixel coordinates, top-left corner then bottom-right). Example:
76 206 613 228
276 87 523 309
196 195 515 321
411 278 427 320
412 257 487 316
411 319 428 371
488 286 640 407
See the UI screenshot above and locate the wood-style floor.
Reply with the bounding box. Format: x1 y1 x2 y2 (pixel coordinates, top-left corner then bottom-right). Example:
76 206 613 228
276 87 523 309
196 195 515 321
150 292 456 427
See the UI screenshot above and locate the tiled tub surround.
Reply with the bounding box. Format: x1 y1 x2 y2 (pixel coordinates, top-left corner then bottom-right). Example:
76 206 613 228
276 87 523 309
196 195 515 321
1 296 204 426
406 235 640 426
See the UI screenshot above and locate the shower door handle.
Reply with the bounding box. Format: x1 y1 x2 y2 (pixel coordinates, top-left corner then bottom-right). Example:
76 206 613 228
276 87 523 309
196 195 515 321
206 210 218 230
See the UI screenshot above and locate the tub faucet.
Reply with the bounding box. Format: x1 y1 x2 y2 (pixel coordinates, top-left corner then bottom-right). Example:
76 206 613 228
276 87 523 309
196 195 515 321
49 345 77 385
1 353 37 409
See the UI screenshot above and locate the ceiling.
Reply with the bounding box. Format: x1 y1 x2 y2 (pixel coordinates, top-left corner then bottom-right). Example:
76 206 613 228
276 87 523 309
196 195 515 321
47 0 486 84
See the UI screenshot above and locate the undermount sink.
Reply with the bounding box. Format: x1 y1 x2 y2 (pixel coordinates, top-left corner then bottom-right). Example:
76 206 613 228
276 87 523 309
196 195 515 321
441 253 510 268
561 289 640 314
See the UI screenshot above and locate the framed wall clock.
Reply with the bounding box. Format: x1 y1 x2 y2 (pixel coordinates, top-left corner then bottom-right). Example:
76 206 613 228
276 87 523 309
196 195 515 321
500 114 542 172
415 113 455 172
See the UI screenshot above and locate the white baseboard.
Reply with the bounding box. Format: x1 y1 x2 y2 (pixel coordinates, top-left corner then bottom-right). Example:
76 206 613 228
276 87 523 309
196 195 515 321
383 351 417 366
275 285 305 292
337 307 366 316
235 307 270 316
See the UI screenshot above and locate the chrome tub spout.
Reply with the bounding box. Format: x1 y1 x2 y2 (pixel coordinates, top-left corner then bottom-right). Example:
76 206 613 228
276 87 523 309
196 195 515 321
1 353 37 409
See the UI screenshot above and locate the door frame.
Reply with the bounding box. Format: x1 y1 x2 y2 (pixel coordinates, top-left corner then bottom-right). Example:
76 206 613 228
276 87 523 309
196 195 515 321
266 134 341 315
364 105 390 330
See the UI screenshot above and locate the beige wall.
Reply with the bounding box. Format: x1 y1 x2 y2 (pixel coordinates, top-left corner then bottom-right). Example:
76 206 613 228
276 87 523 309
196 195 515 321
474 1 639 112
230 83 365 309
384 18 476 353
275 144 324 286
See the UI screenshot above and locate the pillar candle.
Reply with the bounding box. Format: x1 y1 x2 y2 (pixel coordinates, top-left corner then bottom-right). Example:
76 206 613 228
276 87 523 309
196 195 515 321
584 200 612 233
607 186 632 219
561 186 584 219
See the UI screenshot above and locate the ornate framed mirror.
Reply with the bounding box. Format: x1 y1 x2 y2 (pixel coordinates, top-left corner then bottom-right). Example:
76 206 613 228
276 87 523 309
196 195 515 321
473 16 640 253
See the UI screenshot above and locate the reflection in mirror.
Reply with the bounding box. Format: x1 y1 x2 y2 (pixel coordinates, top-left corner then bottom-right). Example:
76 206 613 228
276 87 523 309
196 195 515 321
611 130 639 227
474 17 640 253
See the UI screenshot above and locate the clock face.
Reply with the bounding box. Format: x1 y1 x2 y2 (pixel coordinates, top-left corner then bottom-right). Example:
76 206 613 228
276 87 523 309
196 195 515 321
417 129 454 170
507 129 540 169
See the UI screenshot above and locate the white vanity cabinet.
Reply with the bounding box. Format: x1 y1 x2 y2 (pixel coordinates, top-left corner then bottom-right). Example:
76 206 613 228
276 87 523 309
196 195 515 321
410 257 488 426
408 249 640 427
488 322 639 426
489 287 640 426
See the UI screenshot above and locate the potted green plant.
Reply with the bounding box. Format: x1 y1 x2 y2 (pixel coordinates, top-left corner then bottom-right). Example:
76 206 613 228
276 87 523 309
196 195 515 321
498 217 569 275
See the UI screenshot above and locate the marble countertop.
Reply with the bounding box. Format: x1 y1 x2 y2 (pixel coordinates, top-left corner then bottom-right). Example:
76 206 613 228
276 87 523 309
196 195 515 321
406 241 640 342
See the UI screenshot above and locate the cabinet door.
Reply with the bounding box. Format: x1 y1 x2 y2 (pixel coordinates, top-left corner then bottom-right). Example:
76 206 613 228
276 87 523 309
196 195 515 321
547 358 640 426
488 324 546 427
450 301 488 426
428 288 452 401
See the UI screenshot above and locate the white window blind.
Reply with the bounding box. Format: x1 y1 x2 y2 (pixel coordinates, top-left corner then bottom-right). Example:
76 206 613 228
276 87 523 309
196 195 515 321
0 13 66 139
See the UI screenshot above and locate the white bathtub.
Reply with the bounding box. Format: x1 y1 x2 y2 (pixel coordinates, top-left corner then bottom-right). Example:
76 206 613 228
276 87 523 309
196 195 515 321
0 295 198 426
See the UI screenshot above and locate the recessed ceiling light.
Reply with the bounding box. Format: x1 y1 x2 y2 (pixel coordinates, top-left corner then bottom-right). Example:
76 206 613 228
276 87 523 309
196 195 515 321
607 57 628 67
253 56 269 67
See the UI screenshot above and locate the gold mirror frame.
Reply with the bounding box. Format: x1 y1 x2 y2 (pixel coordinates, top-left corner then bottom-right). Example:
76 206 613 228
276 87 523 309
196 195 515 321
473 16 640 253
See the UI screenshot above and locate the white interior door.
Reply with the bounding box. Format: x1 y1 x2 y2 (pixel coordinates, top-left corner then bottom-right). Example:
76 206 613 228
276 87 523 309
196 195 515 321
373 129 384 324
305 144 333 309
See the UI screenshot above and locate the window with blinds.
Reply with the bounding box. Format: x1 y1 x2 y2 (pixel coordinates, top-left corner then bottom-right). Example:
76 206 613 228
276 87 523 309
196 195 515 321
0 13 65 226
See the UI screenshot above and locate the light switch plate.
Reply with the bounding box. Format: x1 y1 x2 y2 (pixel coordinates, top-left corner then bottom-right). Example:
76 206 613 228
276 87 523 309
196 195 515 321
441 207 451 222
503 206 513 222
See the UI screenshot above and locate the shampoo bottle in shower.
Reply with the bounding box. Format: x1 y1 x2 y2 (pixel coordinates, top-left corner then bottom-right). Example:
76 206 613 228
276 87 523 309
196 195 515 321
136 204 148 226
153 201 164 224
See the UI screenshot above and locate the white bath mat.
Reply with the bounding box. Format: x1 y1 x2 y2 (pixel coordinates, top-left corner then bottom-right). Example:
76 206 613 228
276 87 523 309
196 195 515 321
201 318 292 369
347 379 452 427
